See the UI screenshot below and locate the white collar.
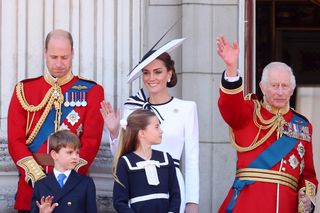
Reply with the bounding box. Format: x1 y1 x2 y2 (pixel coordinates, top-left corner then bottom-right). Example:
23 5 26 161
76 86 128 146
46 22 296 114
53 168 72 181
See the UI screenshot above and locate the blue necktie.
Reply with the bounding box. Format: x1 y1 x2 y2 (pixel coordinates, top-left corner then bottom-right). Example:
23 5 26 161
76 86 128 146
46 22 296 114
58 173 66 188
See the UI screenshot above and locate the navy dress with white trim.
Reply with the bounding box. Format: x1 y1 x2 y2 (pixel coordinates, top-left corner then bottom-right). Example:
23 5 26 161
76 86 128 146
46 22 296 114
113 150 180 213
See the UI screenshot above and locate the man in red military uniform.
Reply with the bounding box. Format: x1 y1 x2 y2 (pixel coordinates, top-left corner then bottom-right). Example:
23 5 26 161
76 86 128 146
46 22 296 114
7 29 104 212
216 36 318 213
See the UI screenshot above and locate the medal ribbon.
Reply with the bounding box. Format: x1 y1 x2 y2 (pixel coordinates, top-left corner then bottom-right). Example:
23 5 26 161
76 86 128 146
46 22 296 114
28 79 95 153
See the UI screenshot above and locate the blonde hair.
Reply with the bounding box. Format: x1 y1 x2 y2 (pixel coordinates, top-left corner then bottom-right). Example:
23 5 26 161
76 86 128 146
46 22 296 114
112 109 157 186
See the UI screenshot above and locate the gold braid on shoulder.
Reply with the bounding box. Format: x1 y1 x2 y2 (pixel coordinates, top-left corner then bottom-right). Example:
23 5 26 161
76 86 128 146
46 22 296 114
230 99 286 152
16 82 64 145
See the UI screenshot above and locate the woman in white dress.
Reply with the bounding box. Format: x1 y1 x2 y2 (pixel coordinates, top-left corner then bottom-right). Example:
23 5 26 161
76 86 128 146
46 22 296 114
101 49 199 213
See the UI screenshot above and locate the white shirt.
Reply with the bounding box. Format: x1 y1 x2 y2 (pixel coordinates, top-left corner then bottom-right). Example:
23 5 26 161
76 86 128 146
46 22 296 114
224 69 241 82
53 168 71 185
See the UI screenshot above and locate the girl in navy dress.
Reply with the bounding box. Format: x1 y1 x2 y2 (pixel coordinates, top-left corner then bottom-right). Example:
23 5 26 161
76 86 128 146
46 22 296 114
112 109 180 213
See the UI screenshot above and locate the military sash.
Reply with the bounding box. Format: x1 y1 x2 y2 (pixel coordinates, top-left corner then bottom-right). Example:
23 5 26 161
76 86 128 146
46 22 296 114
226 113 309 212
28 79 95 153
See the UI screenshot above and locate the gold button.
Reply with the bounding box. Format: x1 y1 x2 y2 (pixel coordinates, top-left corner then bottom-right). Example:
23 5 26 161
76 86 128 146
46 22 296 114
283 160 287 164
281 167 286 171
67 201 72 207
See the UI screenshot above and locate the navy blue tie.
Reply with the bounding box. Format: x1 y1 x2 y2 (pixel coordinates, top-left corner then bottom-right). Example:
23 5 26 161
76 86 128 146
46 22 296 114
58 173 66 188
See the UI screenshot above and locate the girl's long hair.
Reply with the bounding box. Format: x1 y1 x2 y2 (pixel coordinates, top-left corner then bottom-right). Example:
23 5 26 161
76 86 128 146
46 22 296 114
112 109 157 186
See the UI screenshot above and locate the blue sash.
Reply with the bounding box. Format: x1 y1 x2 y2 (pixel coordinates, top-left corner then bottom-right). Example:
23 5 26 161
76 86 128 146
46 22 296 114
226 113 308 212
28 79 95 153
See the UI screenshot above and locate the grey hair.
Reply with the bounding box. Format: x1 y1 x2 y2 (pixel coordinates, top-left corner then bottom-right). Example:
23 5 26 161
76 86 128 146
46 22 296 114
260 62 296 90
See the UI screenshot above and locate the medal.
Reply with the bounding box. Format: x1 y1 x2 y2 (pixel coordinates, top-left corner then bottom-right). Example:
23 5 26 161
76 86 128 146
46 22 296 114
297 142 305 158
70 92 76 107
75 92 81 107
64 92 70 107
284 122 311 142
81 92 87 107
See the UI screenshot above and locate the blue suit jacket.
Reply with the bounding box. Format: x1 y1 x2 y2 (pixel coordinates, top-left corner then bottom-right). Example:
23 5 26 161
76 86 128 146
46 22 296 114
31 170 97 213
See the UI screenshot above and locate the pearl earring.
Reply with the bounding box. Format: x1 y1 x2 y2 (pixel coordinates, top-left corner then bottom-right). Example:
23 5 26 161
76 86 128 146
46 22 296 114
167 79 171 83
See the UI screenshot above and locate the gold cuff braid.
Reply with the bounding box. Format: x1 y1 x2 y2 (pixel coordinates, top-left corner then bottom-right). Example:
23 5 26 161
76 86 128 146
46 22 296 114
305 180 316 204
74 158 88 172
298 180 317 213
17 156 46 187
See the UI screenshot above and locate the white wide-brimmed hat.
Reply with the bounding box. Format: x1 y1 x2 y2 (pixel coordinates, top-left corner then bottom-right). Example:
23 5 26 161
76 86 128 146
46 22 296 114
127 37 186 83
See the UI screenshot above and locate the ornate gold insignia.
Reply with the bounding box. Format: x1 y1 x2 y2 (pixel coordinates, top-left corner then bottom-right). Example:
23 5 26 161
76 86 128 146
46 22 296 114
72 85 88 90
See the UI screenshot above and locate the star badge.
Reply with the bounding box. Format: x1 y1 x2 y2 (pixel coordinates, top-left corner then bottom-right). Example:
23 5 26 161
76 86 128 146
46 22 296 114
297 142 305 158
66 110 80 126
289 154 299 169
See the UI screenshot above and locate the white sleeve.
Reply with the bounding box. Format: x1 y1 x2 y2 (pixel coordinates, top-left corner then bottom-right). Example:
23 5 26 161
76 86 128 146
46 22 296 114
108 106 133 156
224 69 241 82
109 135 118 156
184 102 199 204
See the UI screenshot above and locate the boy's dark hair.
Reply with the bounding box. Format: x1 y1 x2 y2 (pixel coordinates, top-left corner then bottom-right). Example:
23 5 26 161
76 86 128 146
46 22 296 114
48 130 81 152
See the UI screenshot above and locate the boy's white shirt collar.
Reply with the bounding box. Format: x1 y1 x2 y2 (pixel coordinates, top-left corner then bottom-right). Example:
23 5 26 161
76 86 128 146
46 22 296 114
53 168 72 184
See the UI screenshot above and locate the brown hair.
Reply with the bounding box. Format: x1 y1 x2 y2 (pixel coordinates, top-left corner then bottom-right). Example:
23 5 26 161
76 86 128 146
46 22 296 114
45 29 74 50
48 130 80 153
156 52 177 88
112 109 157 186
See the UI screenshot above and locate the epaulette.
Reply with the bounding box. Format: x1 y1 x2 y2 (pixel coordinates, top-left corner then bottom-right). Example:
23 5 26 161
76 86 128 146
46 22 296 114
20 76 42 84
291 108 310 123
78 76 97 85
244 93 258 100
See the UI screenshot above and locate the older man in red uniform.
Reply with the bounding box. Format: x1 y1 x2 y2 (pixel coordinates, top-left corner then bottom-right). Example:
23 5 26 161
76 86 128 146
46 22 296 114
7 29 104 212
216 36 318 213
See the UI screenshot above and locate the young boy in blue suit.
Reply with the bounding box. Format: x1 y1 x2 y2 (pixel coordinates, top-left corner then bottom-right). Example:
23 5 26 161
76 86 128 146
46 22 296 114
31 130 97 213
